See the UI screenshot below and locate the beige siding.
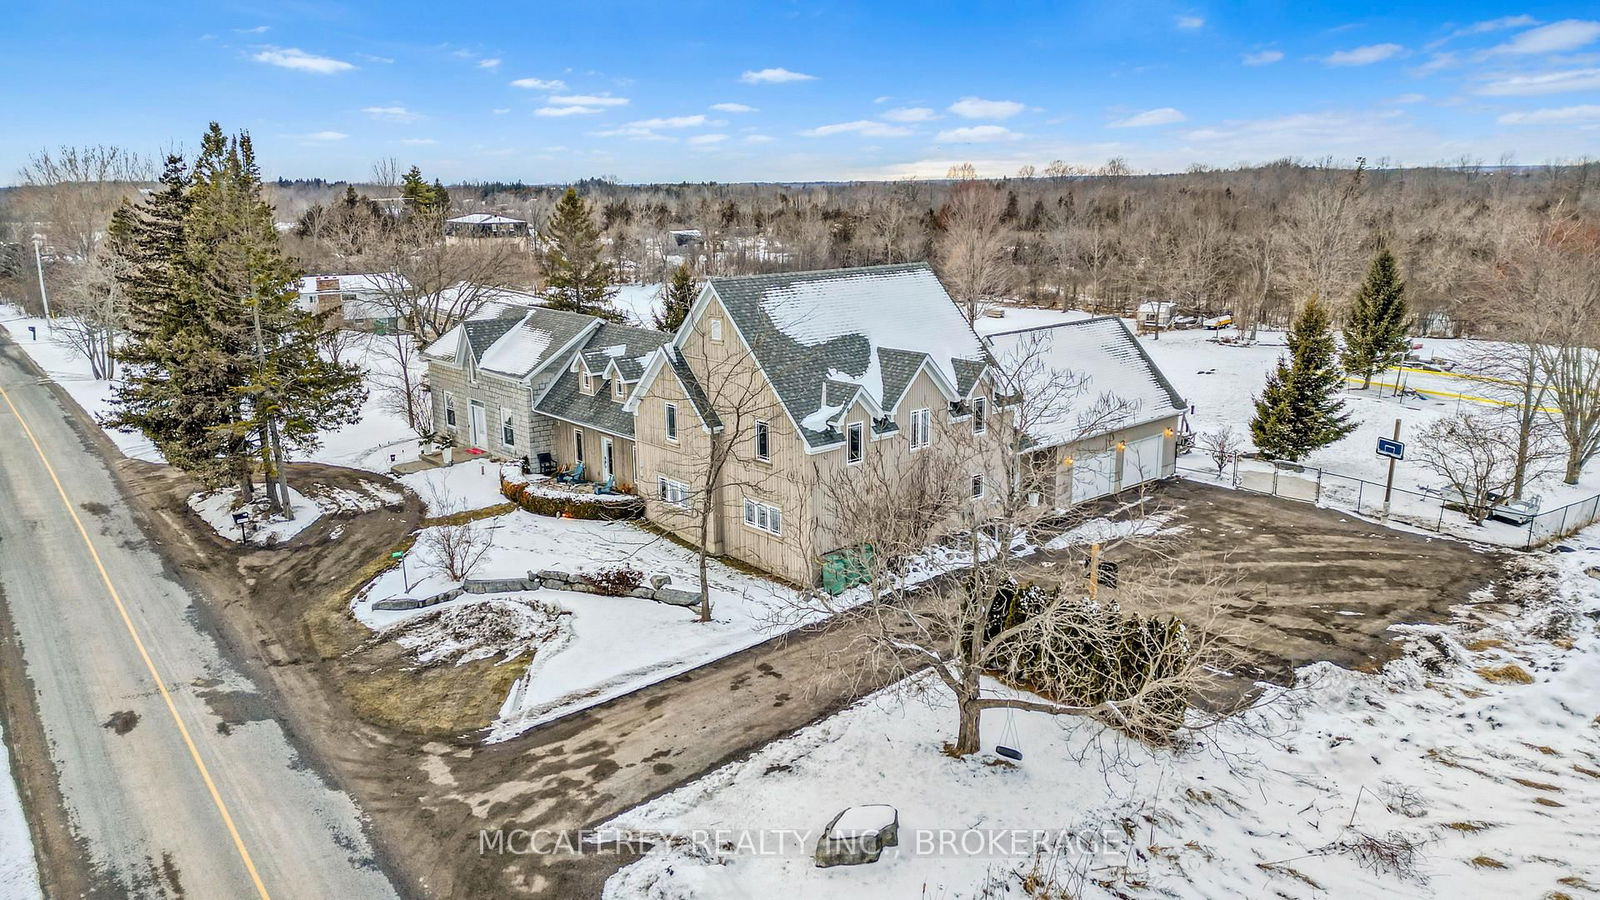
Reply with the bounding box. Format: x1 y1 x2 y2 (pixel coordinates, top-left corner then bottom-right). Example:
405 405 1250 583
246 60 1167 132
548 419 636 488
1038 415 1183 506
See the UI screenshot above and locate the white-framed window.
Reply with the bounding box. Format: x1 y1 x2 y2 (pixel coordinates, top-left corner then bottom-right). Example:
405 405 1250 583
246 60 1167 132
973 396 987 435
574 430 585 463
743 497 782 535
665 403 679 441
971 473 986 499
581 371 593 394
754 420 770 461
909 408 931 450
501 407 515 447
657 476 690 508
846 422 864 464
612 378 625 400
709 317 724 342
443 391 456 428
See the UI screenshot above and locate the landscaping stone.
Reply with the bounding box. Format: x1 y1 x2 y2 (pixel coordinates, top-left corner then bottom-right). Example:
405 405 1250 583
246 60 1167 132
372 597 422 611
814 805 899 868
536 569 570 582
541 579 567 591
650 574 672 589
629 587 657 599
654 586 700 607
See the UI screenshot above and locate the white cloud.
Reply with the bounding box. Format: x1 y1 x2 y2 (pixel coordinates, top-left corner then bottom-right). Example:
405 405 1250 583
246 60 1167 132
688 134 729 145
536 106 605 117
882 106 938 122
629 115 710 129
1243 49 1284 66
1412 52 1458 75
739 67 816 84
935 125 1021 142
1476 68 1600 95
591 126 675 142
1175 15 1205 29
1488 19 1600 55
1324 43 1404 66
252 47 355 74
1108 107 1187 128
948 97 1026 119
549 94 630 107
399 138 437 145
299 131 348 141
710 102 758 113
511 77 567 90
235 25 270 34
1498 104 1600 124
744 134 776 144
362 106 422 123
478 58 501 69
800 120 914 138
1449 15 1538 38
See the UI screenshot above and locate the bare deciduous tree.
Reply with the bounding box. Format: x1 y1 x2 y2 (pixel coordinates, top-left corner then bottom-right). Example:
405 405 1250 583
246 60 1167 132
935 181 1014 321
1415 411 1534 524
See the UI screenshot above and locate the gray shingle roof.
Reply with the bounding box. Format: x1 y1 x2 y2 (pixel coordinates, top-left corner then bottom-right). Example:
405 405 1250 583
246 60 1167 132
535 321 670 437
666 349 722 431
462 318 518 359
705 262 990 449
477 307 599 379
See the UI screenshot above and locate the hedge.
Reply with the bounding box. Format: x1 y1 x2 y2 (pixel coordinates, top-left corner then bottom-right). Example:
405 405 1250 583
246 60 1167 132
501 476 644 521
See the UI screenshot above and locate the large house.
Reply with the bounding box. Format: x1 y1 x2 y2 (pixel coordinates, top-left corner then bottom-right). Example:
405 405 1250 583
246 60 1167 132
297 273 406 329
423 263 1186 586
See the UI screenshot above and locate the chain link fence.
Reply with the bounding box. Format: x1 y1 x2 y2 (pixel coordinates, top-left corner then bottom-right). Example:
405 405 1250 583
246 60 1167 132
1177 460 1600 550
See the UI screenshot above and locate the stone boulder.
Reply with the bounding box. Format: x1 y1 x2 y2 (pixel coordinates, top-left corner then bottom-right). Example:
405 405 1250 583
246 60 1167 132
653 586 700 607
650 574 672 589
814 805 899 868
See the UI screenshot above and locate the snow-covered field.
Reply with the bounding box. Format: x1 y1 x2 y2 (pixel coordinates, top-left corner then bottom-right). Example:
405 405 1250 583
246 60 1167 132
351 508 804 738
0 723 41 899
603 533 1600 899
396 458 510 515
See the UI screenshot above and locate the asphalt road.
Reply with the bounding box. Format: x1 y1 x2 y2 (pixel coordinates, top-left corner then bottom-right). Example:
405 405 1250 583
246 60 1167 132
0 338 399 898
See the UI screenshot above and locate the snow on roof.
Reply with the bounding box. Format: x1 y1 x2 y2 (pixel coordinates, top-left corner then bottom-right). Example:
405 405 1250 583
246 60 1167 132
447 213 527 225
298 273 408 295
984 316 1186 449
479 321 555 374
709 263 989 447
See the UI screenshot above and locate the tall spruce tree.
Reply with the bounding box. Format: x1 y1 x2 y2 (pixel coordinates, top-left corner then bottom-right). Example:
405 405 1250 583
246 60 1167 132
654 263 696 332
400 165 449 217
108 125 365 515
1341 248 1411 389
540 187 620 320
1250 295 1355 461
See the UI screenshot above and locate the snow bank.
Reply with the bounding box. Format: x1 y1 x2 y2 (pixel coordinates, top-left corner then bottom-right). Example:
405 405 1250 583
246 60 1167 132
188 486 323 545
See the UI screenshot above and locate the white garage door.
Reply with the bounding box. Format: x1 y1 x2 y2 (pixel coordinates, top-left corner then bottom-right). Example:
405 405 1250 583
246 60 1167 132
1120 435 1165 489
1069 450 1117 504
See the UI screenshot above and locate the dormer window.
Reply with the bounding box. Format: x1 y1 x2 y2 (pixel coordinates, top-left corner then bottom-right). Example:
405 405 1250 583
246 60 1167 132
581 371 593 394
612 378 625 401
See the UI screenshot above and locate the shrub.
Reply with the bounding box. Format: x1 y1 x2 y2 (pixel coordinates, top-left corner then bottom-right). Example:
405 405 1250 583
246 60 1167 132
581 566 646 596
500 476 644 521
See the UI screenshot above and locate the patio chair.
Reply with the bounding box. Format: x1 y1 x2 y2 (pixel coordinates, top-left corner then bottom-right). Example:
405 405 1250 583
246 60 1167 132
595 474 616 495
536 452 556 476
557 461 584 484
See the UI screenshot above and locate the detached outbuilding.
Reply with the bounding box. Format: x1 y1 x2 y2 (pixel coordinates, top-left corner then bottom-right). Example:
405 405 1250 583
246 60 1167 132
984 316 1187 508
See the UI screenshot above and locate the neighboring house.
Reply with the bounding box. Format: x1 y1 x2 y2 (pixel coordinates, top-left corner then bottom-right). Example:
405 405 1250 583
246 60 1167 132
983 317 1187 509
297 273 407 329
444 213 529 249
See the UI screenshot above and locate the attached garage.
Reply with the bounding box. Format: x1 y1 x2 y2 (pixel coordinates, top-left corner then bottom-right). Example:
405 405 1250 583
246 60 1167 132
1068 450 1118 503
1120 434 1166 490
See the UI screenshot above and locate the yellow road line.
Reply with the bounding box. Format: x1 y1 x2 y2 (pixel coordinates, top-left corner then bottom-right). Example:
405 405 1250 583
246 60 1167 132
0 383 272 900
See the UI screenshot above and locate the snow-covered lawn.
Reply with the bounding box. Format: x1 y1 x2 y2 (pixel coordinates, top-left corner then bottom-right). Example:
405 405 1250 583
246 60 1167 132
603 538 1600 899
397 458 510 515
0 723 40 899
351 508 803 739
187 479 403 545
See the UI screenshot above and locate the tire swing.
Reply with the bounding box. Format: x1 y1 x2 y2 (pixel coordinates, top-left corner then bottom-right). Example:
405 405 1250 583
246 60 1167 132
994 708 1023 761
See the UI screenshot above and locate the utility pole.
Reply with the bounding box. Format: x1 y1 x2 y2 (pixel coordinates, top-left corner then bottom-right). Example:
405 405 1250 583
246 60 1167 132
31 234 52 325
1382 418 1401 519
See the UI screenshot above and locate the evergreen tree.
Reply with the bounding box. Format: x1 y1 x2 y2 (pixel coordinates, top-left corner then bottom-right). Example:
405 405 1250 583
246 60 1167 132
1341 248 1411 389
1250 295 1354 461
654 263 697 332
540 187 620 320
400 165 449 217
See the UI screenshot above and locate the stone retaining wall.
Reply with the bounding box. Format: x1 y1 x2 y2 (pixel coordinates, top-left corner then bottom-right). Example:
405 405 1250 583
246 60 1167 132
370 569 699 611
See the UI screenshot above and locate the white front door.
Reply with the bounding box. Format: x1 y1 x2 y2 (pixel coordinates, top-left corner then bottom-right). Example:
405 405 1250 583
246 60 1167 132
468 401 487 449
601 437 614 480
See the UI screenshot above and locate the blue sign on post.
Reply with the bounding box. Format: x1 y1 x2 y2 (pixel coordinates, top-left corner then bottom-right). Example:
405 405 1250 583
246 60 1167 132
1377 437 1405 460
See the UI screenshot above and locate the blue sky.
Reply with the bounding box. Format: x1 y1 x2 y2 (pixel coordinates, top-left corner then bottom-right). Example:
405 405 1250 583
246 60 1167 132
3 2 1598 184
